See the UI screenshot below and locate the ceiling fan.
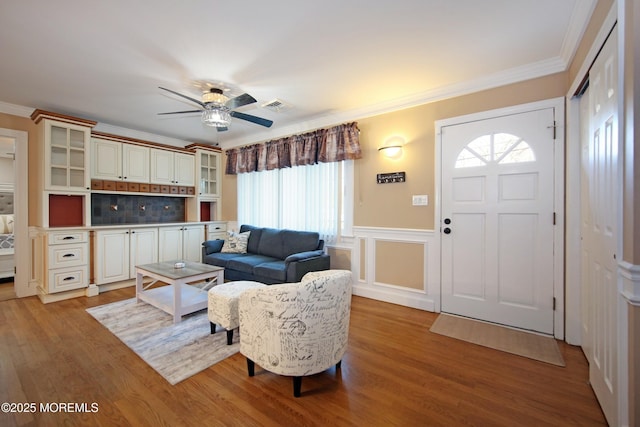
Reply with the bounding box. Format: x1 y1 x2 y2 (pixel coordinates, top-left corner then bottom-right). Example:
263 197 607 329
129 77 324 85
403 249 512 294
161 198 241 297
158 86 273 131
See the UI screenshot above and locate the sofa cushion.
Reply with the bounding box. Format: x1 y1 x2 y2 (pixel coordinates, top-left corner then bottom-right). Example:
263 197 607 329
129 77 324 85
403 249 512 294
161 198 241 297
226 254 280 274
240 225 263 254
256 228 284 259
281 230 320 257
253 261 287 282
204 252 246 268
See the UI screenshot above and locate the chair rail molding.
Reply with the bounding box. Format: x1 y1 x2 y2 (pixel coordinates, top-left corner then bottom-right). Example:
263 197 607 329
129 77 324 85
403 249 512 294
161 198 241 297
619 260 640 306
352 226 438 311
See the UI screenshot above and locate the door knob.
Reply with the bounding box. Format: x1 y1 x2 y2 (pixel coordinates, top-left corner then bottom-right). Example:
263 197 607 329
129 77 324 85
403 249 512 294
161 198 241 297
443 227 452 234
444 218 451 224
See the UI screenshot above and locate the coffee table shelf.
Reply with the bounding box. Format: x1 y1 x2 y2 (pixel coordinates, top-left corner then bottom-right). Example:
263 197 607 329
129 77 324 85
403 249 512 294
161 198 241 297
135 261 224 323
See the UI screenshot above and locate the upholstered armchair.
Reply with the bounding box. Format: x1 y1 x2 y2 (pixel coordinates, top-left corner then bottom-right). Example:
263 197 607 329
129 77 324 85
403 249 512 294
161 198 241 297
238 269 352 397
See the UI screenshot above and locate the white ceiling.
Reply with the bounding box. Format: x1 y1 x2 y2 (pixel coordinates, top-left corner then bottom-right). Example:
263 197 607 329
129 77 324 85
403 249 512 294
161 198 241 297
0 1 595 149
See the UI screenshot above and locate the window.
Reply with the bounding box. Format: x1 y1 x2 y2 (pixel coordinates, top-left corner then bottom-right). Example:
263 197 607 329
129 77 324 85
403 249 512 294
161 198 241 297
237 161 352 244
455 132 535 168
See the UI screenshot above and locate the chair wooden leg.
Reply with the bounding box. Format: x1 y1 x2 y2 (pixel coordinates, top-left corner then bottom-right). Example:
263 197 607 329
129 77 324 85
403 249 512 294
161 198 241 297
293 376 302 397
226 329 233 345
210 322 216 334
247 358 255 377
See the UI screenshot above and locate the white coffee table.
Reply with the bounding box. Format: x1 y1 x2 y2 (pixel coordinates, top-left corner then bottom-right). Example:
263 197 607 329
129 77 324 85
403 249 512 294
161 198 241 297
135 261 224 323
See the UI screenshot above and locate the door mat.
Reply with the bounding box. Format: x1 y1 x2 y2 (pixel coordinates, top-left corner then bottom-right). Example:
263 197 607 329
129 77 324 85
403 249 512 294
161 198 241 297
430 314 565 366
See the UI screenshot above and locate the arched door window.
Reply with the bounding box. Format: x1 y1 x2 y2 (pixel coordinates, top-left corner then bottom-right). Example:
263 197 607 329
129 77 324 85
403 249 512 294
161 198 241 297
455 132 535 168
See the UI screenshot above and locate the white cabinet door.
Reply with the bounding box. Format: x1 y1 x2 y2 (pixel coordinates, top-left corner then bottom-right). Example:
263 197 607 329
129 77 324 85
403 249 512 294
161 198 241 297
150 149 175 185
158 226 183 262
91 138 122 180
197 150 221 197
45 120 91 191
122 144 150 182
174 153 195 186
129 227 158 279
94 229 130 284
182 225 204 262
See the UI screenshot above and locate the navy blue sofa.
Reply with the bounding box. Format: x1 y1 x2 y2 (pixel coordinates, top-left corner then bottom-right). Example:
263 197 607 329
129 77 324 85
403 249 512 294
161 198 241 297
202 225 330 284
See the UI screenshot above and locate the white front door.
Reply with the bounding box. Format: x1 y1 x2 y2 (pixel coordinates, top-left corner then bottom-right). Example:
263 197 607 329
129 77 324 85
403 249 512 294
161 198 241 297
441 107 556 334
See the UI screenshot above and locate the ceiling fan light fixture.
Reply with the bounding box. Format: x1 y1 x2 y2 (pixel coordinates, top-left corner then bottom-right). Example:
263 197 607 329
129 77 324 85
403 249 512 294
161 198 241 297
202 88 228 105
201 108 231 128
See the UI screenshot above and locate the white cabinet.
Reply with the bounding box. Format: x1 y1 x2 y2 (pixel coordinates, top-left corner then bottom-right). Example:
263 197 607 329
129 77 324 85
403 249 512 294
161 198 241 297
94 227 158 285
91 139 150 183
129 227 158 277
94 229 129 285
158 224 204 263
44 120 92 192
206 222 227 240
150 149 195 186
196 150 221 197
44 230 89 293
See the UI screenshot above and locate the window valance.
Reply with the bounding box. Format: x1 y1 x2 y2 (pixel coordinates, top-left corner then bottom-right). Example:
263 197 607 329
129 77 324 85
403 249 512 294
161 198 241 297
225 122 361 175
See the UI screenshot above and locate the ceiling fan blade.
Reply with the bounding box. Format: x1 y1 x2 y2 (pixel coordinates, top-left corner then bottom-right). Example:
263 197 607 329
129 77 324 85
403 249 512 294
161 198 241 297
158 86 205 107
225 93 257 109
157 110 202 115
230 111 273 128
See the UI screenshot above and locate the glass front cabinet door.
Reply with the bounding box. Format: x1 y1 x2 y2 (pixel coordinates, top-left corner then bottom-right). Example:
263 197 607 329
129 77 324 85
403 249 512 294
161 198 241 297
45 120 92 191
198 150 221 197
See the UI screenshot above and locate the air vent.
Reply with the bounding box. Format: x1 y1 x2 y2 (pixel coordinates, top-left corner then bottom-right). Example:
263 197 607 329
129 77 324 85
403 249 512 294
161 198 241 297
262 98 289 112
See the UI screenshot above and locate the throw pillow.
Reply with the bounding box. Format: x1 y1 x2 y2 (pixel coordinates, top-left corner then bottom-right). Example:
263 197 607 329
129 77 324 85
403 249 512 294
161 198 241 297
221 231 250 254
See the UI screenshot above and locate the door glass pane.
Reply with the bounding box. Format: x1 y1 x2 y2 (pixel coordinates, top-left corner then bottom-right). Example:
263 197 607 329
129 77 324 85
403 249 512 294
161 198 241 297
51 167 67 186
69 129 84 149
69 169 85 187
456 133 535 168
50 146 67 166
70 149 84 168
51 126 67 147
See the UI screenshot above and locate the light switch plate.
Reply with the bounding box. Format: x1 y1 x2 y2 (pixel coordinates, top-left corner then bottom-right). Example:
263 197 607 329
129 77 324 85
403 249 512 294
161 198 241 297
412 195 428 206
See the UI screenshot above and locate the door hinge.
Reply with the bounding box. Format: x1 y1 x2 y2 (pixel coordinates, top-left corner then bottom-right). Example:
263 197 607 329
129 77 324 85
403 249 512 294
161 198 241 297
553 212 556 225
553 297 556 311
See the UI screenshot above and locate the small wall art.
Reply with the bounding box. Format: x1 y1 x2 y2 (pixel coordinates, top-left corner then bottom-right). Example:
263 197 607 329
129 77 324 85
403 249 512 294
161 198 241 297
377 171 406 184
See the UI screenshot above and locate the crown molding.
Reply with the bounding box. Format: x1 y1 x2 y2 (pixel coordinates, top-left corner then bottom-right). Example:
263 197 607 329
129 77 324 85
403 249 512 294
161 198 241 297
93 122 191 148
0 101 34 118
560 0 598 66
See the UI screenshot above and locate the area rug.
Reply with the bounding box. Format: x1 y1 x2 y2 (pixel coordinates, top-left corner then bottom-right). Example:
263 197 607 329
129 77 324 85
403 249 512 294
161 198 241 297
87 298 239 384
430 314 565 367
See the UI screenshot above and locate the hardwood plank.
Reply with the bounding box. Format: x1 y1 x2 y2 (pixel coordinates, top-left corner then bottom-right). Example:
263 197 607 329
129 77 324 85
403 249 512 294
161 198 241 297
0 288 606 426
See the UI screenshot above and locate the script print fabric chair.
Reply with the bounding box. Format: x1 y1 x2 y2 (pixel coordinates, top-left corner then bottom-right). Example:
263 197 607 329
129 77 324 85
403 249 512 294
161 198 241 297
238 269 352 397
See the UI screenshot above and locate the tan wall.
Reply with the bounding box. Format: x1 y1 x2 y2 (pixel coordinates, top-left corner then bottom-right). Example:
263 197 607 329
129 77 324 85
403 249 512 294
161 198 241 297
374 241 424 290
327 247 351 270
354 72 568 230
221 167 237 221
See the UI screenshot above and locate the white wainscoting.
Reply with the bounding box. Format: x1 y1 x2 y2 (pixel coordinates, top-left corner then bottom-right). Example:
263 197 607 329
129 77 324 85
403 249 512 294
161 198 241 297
350 226 439 311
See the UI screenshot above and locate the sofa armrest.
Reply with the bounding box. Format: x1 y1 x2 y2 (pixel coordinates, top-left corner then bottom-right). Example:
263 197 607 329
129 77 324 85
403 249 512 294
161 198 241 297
285 253 330 282
202 239 224 256
284 249 325 263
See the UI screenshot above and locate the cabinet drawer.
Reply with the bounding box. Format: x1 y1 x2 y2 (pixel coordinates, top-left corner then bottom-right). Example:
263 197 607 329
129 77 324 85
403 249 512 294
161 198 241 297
48 243 88 268
207 223 227 233
49 230 88 245
48 266 88 293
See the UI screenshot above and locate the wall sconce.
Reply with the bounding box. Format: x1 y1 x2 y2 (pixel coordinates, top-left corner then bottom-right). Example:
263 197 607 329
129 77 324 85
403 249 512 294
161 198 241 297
378 136 405 158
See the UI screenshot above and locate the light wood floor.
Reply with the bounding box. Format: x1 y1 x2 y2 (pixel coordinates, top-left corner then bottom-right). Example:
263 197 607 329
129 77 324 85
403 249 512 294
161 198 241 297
0 288 606 427
0 280 15 302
